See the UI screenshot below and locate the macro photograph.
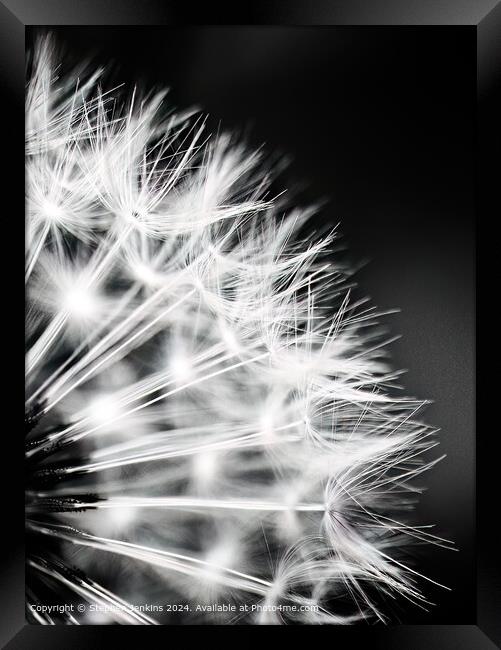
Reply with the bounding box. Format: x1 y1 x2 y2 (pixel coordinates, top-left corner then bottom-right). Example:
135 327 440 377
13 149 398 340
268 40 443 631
22 23 474 627
0 1 496 648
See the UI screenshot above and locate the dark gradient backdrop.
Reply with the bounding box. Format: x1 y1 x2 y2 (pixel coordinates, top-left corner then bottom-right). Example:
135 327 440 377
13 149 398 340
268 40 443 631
27 26 476 624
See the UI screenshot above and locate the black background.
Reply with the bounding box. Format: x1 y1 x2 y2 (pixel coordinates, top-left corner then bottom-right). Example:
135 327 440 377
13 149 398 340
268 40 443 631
26 26 476 624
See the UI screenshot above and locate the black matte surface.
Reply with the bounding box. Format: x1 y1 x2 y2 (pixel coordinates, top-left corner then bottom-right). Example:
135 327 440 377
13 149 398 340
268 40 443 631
3 0 500 25
4 623 499 649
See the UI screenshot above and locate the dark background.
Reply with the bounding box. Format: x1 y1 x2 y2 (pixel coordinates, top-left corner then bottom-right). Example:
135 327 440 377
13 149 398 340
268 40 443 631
26 26 476 624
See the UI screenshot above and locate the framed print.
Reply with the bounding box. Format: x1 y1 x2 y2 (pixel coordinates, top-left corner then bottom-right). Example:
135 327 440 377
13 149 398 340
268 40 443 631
0 0 496 647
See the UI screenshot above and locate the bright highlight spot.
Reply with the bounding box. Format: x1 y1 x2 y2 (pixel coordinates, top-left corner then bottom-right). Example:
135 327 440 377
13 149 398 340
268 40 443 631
108 506 135 530
202 541 238 585
131 261 162 288
192 451 218 489
87 393 123 429
170 352 194 383
260 409 275 443
61 285 100 321
40 198 65 224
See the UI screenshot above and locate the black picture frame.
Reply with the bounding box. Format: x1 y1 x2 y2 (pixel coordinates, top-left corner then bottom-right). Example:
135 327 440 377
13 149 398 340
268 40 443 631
3 1 495 647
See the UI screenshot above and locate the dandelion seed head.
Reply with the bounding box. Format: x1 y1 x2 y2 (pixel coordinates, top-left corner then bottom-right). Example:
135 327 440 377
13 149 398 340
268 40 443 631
25 35 448 626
